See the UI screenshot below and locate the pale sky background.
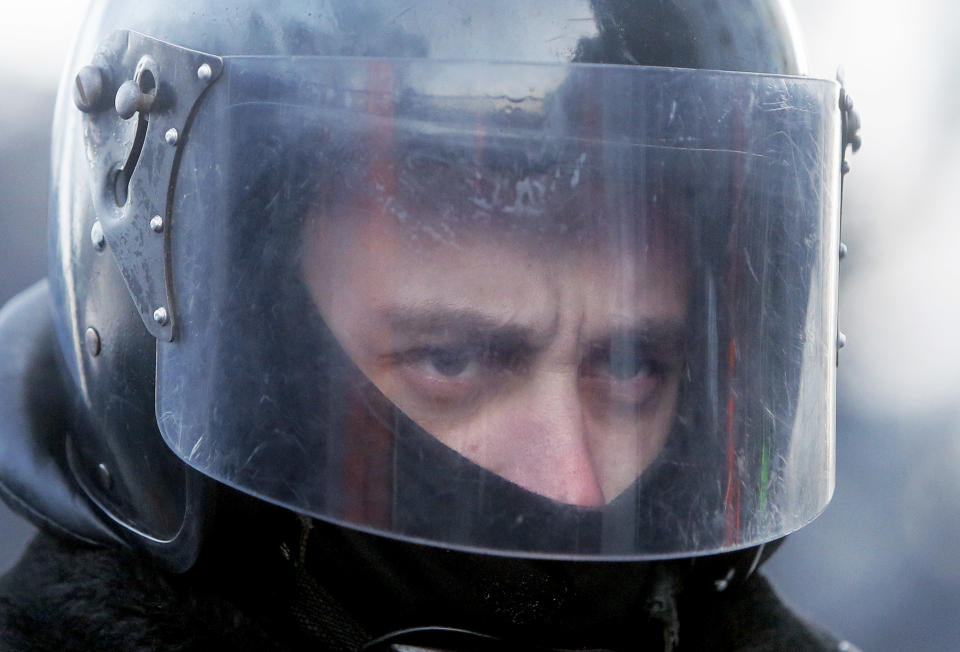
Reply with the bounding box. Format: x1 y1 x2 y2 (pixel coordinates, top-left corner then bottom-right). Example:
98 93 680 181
0 1 89 86
1 2 959 650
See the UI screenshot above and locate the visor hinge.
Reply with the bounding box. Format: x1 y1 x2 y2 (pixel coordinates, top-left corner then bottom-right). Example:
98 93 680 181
836 71 861 365
838 71 862 177
75 30 224 341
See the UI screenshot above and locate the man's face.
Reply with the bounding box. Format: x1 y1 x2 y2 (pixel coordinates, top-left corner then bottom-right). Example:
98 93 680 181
304 206 687 507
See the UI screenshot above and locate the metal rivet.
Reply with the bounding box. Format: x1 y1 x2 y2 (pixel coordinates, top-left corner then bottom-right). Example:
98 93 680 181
197 62 213 81
839 242 848 260
164 128 179 146
150 215 164 233
73 65 104 112
85 327 102 357
96 463 113 491
90 220 106 251
153 306 169 325
838 332 847 349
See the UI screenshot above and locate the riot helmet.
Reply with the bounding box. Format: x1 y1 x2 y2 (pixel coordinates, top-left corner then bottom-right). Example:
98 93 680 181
25 0 855 569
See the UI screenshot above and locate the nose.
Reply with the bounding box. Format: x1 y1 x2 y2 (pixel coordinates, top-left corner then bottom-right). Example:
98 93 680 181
483 370 605 507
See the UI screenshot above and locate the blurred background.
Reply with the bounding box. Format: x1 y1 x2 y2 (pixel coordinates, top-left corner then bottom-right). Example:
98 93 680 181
1 2 958 649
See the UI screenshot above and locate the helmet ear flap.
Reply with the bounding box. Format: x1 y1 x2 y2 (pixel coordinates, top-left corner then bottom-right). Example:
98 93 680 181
1 279 208 571
0 281 120 547
47 64 211 568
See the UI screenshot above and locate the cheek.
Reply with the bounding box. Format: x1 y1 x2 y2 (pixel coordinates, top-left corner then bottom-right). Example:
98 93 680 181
587 384 677 446
579 373 662 413
583 372 681 494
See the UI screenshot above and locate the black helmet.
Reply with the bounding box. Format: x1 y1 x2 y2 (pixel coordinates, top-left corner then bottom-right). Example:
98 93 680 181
0 0 856 574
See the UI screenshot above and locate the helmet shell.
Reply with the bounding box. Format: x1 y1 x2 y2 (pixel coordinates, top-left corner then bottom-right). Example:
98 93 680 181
49 0 811 567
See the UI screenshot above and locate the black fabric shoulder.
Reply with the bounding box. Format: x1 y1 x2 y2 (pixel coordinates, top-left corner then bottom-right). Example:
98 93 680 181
0 525 852 651
0 533 287 652
683 571 846 652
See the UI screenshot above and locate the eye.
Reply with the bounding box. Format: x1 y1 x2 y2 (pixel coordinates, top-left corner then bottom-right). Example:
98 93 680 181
390 337 536 407
420 347 476 378
585 340 661 381
390 344 491 406
602 352 656 380
580 339 674 411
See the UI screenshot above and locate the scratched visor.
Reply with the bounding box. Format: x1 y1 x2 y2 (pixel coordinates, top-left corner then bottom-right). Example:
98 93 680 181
157 58 841 558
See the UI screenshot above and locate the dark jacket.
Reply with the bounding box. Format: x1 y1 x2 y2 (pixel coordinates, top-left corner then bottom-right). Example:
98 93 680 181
0 517 850 652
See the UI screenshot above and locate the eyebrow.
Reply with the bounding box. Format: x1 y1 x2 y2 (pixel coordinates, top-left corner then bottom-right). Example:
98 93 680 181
378 304 686 353
378 305 554 347
585 322 688 358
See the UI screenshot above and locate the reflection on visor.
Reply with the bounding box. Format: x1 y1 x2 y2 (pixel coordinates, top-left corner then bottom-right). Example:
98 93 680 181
157 57 840 558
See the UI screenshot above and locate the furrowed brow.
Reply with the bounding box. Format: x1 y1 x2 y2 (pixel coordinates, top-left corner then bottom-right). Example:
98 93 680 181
378 305 553 346
587 319 688 356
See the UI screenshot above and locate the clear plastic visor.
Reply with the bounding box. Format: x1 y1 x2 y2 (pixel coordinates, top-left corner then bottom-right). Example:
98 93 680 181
157 57 840 558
